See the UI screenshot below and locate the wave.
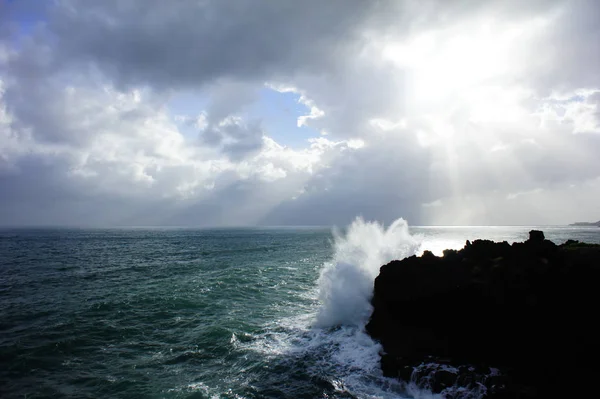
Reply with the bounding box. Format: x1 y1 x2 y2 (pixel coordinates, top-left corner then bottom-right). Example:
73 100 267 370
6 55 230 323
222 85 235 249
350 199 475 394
316 217 420 328
241 216 488 398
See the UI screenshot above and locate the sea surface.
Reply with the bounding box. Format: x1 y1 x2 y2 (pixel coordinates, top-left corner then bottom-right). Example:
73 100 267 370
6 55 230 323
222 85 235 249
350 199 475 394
1 220 599 399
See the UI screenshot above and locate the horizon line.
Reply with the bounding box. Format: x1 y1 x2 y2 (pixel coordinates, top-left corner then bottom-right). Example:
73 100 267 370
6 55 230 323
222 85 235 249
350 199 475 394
0 223 594 230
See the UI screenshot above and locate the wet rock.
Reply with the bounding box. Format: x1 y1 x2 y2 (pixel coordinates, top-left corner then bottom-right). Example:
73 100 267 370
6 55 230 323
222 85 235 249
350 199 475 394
366 232 600 398
528 230 545 242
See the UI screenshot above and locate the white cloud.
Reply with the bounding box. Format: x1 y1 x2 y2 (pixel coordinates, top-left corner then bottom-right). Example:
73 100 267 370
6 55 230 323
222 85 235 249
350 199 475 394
1 0 600 226
537 89 600 134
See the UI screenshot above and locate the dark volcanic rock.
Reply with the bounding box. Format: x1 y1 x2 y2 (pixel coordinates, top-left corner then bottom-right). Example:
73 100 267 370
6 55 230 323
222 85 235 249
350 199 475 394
366 231 600 398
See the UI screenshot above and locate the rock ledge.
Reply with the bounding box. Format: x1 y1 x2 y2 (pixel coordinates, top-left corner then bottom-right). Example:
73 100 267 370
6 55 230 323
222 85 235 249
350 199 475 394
366 231 600 398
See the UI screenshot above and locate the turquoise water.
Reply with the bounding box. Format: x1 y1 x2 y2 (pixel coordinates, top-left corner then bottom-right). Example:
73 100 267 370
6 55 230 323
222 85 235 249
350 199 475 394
1 222 599 398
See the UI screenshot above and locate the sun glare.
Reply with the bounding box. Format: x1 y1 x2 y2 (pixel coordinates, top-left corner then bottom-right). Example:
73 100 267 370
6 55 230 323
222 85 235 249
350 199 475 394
382 18 547 108
378 16 555 224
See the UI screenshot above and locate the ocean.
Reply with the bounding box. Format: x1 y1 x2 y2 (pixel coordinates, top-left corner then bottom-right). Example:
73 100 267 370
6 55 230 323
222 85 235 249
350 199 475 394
1 219 599 399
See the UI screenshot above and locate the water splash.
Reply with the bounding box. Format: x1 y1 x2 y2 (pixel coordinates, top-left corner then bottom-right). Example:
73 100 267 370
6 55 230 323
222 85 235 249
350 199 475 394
316 217 420 327
242 217 487 398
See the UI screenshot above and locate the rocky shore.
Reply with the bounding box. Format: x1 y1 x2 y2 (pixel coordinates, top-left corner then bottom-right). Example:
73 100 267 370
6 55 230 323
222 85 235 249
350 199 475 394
366 231 600 398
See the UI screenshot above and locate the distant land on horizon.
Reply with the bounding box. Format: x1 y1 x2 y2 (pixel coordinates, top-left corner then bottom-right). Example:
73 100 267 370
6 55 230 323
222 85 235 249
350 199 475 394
570 220 600 227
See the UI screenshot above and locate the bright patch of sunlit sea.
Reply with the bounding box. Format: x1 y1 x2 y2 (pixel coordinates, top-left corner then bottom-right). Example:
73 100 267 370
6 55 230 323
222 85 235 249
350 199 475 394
1 222 598 398
413 225 600 256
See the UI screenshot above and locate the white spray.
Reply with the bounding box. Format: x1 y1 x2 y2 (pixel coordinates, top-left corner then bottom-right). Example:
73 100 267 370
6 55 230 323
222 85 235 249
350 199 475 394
243 217 485 398
315 217 420 328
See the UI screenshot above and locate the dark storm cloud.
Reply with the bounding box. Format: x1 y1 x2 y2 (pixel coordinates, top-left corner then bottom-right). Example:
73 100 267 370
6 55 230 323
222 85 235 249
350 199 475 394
49 0 376 89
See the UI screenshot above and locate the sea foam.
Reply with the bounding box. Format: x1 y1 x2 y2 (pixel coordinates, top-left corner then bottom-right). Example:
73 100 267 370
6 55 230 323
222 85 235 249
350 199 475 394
243 217 484 398
316 217 420 327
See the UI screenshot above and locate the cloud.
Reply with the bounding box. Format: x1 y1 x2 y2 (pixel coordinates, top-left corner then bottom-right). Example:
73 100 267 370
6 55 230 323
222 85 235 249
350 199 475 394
47 0 380 89
1 0 600 226
200 116 265 161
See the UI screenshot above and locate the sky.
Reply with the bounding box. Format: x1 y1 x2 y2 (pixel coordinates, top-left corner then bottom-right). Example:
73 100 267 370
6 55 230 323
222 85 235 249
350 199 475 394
0 0 599 227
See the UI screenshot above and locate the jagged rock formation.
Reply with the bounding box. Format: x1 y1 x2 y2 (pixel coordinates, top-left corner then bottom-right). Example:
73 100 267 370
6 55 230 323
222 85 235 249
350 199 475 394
366 231 600 398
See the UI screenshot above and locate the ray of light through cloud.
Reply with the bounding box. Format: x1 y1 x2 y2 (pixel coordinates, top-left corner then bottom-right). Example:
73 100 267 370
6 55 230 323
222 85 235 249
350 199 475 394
0 0 599 226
